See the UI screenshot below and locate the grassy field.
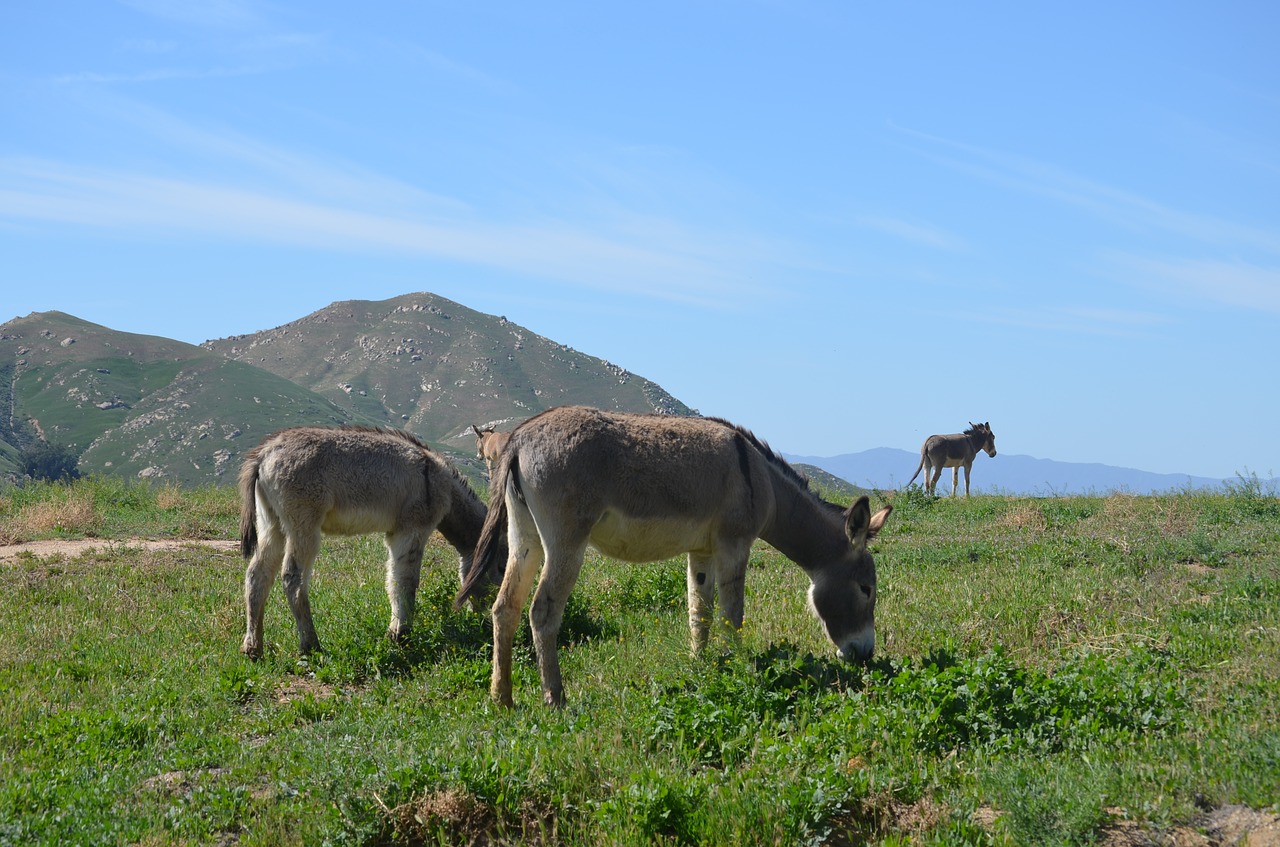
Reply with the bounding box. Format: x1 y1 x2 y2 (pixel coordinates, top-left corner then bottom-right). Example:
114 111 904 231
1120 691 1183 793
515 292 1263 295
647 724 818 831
0 476 1277 845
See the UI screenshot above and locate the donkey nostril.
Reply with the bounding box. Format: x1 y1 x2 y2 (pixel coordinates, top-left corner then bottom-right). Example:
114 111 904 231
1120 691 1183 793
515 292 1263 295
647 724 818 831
839 642 875 663
860 584 873 599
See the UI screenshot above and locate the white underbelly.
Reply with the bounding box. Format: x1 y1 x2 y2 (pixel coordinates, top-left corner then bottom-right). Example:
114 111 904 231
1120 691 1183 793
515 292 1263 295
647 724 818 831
588 511 712 563
319 506 397 536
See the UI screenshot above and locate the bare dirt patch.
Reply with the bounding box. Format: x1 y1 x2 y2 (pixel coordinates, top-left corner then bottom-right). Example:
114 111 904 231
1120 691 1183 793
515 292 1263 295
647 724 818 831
0 537 238 563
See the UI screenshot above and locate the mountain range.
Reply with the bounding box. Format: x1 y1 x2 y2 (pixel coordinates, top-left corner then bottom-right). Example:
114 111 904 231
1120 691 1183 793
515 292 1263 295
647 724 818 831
785 448 1251 496
2 292 1253 495
0 293 688 486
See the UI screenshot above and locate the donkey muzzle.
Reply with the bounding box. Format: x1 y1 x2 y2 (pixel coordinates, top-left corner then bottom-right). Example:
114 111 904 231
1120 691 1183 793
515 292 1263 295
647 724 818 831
837 626 876 664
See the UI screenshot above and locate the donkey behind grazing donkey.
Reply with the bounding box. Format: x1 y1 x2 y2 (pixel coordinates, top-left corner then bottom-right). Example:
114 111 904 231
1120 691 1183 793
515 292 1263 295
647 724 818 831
238 425 504 659
456 405 893 708
906 421 997 497
469 423 511 479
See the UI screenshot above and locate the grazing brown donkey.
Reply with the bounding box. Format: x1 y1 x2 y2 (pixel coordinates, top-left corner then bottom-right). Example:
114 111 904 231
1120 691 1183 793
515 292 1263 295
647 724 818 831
239 425 503 658
456 406 893 708
906 422 997 497
469 423 511 479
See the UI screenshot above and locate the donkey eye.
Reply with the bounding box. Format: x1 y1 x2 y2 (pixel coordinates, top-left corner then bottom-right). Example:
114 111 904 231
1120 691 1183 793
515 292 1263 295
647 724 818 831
860 584 873 599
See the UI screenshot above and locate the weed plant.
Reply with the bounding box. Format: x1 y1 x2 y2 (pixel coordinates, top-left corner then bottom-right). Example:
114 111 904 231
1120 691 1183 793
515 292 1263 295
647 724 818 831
0 481 1277 845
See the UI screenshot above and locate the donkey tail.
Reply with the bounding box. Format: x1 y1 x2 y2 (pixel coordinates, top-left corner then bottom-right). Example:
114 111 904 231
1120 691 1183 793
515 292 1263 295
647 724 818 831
905 447 927 487
454 449 514 610
238 452 260 560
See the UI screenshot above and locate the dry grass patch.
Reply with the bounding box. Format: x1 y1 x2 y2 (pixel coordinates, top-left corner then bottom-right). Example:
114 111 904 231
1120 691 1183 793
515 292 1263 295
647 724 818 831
0 488 99 543
833 791 951 845
155 483 185 511
1085 495 1198 554
997 502 1048 533
274 676 339 704
384 788 496 846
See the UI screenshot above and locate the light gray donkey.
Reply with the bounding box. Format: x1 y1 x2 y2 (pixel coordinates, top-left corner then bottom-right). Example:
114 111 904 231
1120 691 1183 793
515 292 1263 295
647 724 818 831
906 422 997 497
239 425 504 659
455 406 893 708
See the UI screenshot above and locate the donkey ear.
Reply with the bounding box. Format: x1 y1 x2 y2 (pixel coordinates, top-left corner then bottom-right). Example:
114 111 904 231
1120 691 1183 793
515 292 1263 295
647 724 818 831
469 424 481 437
866 505 893 541
845 496 892 548
844 496 870 543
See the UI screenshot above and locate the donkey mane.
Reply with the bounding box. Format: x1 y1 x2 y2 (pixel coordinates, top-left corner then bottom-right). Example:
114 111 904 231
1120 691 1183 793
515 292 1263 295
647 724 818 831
704 417 809 489
703 416 846 515
328 423 430 448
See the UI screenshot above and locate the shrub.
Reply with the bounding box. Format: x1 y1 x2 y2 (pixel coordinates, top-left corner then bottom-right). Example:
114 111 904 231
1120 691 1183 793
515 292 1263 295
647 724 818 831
21 442 81 483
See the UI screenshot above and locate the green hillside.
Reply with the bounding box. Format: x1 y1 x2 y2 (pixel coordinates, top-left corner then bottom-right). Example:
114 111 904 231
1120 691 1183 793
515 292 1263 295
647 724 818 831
792 463 867 501
0 312 381 485
2 295 695 487
201 292 693 450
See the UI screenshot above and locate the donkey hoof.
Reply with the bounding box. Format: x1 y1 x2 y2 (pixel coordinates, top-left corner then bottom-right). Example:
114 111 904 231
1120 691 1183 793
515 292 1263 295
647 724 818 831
240 640 263 660
386 626 411 644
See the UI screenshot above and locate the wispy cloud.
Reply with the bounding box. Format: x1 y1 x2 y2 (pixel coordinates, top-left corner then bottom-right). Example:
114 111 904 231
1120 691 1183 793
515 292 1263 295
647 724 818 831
950 304 1171 338
82 97 467 213
119 0 261 29
52 65 269 85
121 38 180 54
1107 253 1280 314
410 47 515 96
892 123 1280 256
0 156 761 307
853 215 968 251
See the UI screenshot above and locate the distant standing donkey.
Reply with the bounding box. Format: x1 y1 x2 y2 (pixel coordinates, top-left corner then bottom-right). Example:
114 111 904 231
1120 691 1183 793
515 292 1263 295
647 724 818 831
469 424 511 479
238 425 503 658
906 422 997 497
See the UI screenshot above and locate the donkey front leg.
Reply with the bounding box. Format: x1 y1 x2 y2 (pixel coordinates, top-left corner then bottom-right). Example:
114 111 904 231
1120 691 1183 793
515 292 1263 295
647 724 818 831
687 553 718 653
241 522 286 659
281 530 323 655
712 546 752 645
384 530 425 642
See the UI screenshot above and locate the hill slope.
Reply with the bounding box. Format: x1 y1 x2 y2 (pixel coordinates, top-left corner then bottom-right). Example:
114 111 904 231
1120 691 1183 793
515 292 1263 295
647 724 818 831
1 312 375 485
3 295 694 486
201 292 692 449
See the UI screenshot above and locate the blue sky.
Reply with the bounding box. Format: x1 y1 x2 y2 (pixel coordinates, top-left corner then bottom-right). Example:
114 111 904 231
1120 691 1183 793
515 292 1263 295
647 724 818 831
2 1 1277 479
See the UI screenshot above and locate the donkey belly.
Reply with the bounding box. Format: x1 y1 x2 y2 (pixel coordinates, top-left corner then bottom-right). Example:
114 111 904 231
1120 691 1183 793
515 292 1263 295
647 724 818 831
588 510 714 563
320 505 400 536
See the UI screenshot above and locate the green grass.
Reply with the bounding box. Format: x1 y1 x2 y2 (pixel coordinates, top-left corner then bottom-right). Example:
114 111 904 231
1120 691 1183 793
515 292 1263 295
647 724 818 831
0 481 1277 845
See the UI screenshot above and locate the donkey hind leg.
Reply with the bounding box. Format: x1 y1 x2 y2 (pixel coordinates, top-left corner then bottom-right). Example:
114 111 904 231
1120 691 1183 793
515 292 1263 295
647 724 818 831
281 527 323 655
529 536 589 708
242 520 286 659
384 529 426 643
687 553 718 653
927 462 943 496
490 498 546 708
951 466 961 497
